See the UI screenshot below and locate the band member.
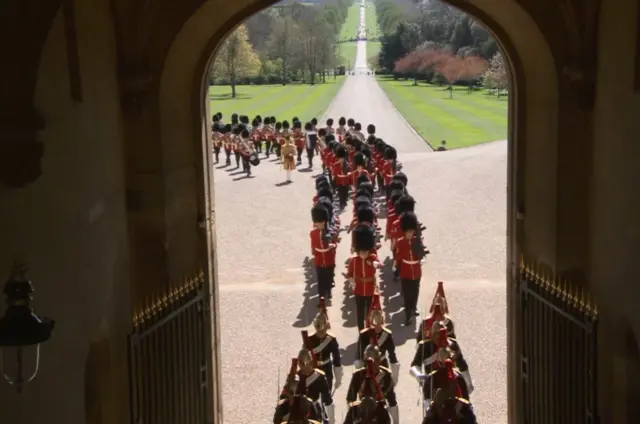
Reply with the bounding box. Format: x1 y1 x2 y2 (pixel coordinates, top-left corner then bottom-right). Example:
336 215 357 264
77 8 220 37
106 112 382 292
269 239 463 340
347 118 355 135
263 117 273 158
336 117 347 142
296 347 336 423
305 122 318 168
346 225 381 331
230 113 239 130
352 123 365 142
311 206 338 299
394 211 422 325
351 152 370 189
293 121 305 165
367 124 376 140
212 123 222 163
232 126 243 167
346 346 399 423
239 129 254 177
252 118 263 152
223 124 233 165
274 359 324 424
324 118 335 135
344 360 391 424
305 302 343 391
356 295 400 385
423 361 477 424
281 138 297 183
275 121 284 158
332 146 350 210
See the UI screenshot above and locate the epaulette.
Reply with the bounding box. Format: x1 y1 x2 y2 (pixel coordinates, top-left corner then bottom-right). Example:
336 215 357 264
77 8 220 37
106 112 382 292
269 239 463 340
314 368 326 376
379 365 391 374
456 397 470 405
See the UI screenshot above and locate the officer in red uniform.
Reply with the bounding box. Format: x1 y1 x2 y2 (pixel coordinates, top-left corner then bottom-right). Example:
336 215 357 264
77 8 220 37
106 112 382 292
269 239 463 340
310 205 337 300
345 225 381 331
331 146 351 210
394 211 423 325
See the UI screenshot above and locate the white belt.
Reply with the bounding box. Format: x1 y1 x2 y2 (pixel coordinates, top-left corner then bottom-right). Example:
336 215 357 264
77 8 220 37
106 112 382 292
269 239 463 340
315 247 332 253
402 259 420 264
318 358 332 366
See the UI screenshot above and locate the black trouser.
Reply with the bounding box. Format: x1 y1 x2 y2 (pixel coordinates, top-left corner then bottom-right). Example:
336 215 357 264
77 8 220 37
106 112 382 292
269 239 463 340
336 185 349 209
213 147 220 163
234 151 241 166
253 141 261 152
306 147 315 167
321 362 334 392
274 143 282 157
355 295 373 331
224 148 231 164
377 173 384 193
296 146 303 163
242 156 251 175
264 140 271 157
316 265 334 299
401 277 421 319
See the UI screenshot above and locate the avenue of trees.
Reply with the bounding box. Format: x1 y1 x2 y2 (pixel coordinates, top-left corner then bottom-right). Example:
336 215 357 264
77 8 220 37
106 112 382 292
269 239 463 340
211 0 352 95
372 0 508 94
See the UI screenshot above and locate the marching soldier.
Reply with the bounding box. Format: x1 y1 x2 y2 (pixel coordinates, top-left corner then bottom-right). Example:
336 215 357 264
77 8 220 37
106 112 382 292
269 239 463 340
232 126 243 168
336 117 347 142
274 121 284 158
394 211 423 325
417 303 457 343
324 118 335 135
381 146 398 200
343 359 391 424
422 361 477 424
351 152 370 189
356 294 400 385
345 225 382 331
332 146 350 210
310 206 338 300
275 359 324 423
293 121 305 165
305 122 318 168
251 118 262 152
305 299 343 392
346 345 399 423
263 117 273 158
352 123 365 142
222 124 233 166
239 128 254 177
296 346 336 423
212 123 222 163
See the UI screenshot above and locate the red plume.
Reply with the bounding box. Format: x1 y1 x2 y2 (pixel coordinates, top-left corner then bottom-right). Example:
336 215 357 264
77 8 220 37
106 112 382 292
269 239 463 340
365 294 382 327
444 359 463 398
437 327 449 349
430 281 449 314
281 357 299 396
423 303 444 339
318 297 331 329
301 330 317 365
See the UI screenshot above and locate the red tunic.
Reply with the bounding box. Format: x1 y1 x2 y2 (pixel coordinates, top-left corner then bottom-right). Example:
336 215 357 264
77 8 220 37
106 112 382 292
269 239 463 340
350 169 370 188
382 160 395 185
293 131 305 148
394 236 422 280
310 228 336 267
388 217 403 242
251 128 262 142
331 161 350 186
346 253 380 297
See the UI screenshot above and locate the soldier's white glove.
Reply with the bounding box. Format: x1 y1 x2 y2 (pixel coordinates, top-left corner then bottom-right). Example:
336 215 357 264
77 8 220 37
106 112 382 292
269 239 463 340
390 362 401 385
334 366 343 389
389 405 399 424
461 370 475 394
354 359 364 369
410 366 425 384
326 403 336 424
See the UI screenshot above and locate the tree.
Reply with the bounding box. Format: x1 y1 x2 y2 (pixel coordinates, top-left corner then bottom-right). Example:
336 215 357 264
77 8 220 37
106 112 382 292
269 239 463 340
459 55 488 92
483 52 508 96
435 52 465 98
266 15 299 85
211 25 260 97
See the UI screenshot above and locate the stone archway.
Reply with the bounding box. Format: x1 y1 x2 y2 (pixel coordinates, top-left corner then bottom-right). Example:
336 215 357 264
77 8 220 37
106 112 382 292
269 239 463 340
157 0 558 422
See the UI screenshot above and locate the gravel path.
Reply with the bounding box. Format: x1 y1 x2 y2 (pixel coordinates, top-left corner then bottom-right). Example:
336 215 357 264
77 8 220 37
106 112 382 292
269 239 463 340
212 7 507 421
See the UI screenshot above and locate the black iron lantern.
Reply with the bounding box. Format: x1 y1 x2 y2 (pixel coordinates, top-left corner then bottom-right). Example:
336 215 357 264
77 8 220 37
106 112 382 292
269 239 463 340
0 263 55 392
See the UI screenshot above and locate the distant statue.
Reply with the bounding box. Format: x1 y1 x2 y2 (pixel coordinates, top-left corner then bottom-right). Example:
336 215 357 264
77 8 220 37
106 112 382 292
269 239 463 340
436 140 447 152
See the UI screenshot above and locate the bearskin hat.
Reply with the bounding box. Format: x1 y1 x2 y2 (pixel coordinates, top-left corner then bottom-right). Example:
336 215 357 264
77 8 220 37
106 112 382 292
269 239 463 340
367 124 376 135
311 118 318 125
311 205 330 223
361 147 372 159
353 224 376 251
390 190 405 207
317 197 333 218
252 119 260 127
224 124 232 133
392 172 408 188
325 134 336 143
317 187 333 201
384 146 397 160
304 122 312 131
232 126 242 135
357 181 374 196
315 178 330 191
335 146 347 159
255 115 262 123
294 121 302 129
318 128 327 137
240 115 249 124
400 211 419 231
354 142 363 152
354 123 362 131
395 195 416 214
241 129 250 139
347 118 355 127
231 113 239 123
339 117 346 126
212 123 220 132
282 120 290 129
375 139 386 153
354 152 366 168
355 196 372 212
315 174 329 187
367 135 377 145
357 207 376 224
327 118 334 126
389 180 405 194
292 116 299 123
356 189 373 201
275 122 282 130
356 173 372 186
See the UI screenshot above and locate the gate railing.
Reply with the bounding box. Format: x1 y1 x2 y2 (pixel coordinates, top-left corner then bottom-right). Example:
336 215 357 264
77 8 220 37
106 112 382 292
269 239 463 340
518 257 599 424
128 271 210 424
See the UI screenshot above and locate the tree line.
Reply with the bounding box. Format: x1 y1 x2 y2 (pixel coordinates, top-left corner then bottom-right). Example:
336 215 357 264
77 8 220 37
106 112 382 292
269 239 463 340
372 0 508 94
211 0 353 97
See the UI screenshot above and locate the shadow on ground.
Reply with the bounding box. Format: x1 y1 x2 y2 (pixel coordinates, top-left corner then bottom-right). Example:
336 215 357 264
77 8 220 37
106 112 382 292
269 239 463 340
209 93 252 100
340 284 357 328
292 257 318 328
338 341 359 367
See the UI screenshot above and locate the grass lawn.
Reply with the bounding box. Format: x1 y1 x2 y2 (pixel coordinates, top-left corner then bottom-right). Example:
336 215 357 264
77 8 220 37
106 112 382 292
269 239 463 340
365 0 380 39
338 42 357 67
209 76 346 123
376 77 508 148
340 2 361 41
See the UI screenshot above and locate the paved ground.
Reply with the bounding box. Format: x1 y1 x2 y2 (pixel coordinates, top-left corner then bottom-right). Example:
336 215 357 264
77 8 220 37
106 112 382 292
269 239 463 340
213 4 507 423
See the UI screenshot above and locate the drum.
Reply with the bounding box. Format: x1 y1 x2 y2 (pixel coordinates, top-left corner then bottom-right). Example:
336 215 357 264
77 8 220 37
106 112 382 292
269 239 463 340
249 152 260 166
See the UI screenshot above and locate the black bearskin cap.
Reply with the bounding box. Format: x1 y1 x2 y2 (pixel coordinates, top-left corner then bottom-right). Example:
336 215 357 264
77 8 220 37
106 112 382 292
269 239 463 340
367 135 377 145
367 124 376 135
304 122 312 131
357 207 376 224
355 189 372 201
294 121 302 129
354 152 366 167
354 142 363 152
270 116 276 122
318 128 327 137
361 147 372 159
212 123 220 132
255 115 262 122
400 211 419 231
317 187 333 201
339 117 346 126
240 115 249 124
327 118 334 125
231 113 239 122
315 174 330 188
232 126 242 135
275 122 282 130
375 139 386 153
389 180 405 194
311 205 330 223
335 146 347 159
241 129 250 138
390 190 405 206
384 146 397 160
356 173 371 187
354 123 362 131
224 124 232 133
355 196 372 212
311 118 318 125
316 179 330 192
317 197 333 218
347 118 355 126
325 134 336 143
357 181 374 196
353 224 376 251
292 116 299 123
395 195 416 214
282 120 290 129
392 172 408 188
252 119 259 127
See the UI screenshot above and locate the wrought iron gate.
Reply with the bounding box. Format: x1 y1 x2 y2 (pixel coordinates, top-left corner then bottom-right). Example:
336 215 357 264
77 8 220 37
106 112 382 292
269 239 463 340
128 271 211 424
519 258 599 424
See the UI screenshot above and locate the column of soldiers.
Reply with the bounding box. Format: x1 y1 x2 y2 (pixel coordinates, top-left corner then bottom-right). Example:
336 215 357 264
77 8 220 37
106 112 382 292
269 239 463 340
272 118 478 423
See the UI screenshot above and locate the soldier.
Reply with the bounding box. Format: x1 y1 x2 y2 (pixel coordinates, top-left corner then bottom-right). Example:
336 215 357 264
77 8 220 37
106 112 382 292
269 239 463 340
325 118 335 135
336 117 347 142
367 124 376 140
275 359 324 424
222 124 233 166
422 361 477 424
239 128 254 177
274 121 284 158
263 117 273 158
231 126 243 168
356 294 400 385
310 206 338 300
251 118 262 152
293 121 305 165
296 347 336 423
346 345 399 423
305 122 318 168
212 123 222 164
352 123 365 142
394 211 423 325
351 152 370 189
416 303 456 343
332 146 351 210
230 113 239 130
305 300 343 392
343 359 391 424
347 118 356 135
346 225 382 331
381 146 398 200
